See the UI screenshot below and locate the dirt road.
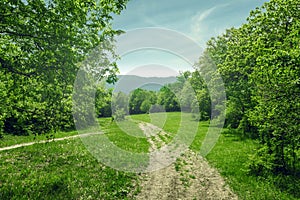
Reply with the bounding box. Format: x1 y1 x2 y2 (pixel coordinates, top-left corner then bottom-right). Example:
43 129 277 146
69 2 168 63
0 132 101 152
134 122 237 200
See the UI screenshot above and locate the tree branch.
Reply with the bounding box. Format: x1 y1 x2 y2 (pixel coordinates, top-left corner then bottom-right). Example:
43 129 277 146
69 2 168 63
0 57 36 77
0 30 43 39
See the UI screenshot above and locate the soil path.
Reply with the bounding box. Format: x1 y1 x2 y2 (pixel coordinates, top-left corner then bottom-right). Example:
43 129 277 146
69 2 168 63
0 132 100 152
134 122 238 200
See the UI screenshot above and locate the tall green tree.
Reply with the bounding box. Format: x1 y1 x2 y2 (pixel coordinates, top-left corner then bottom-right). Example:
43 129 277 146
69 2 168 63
157 86 180 112
129 88 157 114
0 0 128 135
200 0 299 174
205 27 256 133
189 71 211 121
247 0 300 173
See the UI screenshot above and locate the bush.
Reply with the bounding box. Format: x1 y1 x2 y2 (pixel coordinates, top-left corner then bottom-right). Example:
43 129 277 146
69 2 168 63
246 146 276 176
113 108 126 121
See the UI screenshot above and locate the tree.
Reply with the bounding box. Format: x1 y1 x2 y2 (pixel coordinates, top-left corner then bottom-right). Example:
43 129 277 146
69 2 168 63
95 85 113 118
157 86 180 112
0 0 128 135
140 100 151 114
129 89 146 114
200 0 300 174
129 88 157 114
188 71 211 121
205 28 256 133
246 0 300 173
111 91 129 115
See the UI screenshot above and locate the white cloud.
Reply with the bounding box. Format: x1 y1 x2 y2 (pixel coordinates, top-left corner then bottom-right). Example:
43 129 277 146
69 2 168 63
190 4 230 46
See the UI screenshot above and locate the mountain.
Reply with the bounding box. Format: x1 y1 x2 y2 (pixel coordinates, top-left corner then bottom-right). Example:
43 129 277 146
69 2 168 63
107 75 177 93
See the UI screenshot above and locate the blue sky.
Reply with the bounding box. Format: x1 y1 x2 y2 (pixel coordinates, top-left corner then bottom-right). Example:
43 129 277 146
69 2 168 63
112 0 267 76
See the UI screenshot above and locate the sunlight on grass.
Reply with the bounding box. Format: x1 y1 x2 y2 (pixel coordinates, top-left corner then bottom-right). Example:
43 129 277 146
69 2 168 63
0 139 138 199
98 118 149 153
0 131 78 148
1 112 298 199
206 132 299 200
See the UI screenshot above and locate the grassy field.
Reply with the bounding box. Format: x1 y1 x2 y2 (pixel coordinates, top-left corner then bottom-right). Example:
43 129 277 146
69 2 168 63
132 112 299 199
0 130 78 148
0 139 138 200
98 117 149 153
0 112 298 199
0 119 146 199
206 132 299 200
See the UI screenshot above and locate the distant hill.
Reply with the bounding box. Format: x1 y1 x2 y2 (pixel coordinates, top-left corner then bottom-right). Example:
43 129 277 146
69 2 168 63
107 75 177 93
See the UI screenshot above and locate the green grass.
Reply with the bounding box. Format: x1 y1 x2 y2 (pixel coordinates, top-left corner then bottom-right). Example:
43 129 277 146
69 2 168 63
98 117 149 153
131 112 182 134
0 118 148 199
0 138 138 200
206 131 300 200
1 112 298 199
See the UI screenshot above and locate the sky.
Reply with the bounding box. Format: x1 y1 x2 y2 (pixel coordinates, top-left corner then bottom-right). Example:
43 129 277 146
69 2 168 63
112 0 268 77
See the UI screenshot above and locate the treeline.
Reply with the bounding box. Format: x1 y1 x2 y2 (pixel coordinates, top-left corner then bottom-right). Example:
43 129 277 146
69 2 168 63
0 0 128 136
95 71 211 121
200 0 299 175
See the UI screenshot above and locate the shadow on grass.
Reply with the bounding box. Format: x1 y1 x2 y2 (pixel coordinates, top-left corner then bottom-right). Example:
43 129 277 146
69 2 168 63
270 173 300 198
221 128 300 198
221 128 256 141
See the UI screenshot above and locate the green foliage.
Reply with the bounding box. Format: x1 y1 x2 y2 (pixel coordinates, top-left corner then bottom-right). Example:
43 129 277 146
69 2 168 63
113 108 126 121
246 146 277 176
149 104 165 113
140 99 151 113
189 71 211 121
205 28 255 132
95 85 113 117
112 91 129 115
246 0 300 174
201 0 299 175
129 88 157 114
0 0 128 135
157 86 180 112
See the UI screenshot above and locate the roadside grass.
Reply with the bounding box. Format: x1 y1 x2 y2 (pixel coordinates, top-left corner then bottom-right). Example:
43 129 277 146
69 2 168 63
1 112 298 199
0 138 138 200
98 117 149 153
206 131 299 200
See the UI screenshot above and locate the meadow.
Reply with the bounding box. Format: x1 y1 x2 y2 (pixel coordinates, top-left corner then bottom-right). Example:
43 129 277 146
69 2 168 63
0 112 298 199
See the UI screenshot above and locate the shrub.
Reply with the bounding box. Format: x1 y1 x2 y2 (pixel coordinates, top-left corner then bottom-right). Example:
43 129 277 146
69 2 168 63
113 108 126 121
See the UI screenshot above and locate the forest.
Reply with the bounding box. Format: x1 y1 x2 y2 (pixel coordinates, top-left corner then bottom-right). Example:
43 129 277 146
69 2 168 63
0 0 299 199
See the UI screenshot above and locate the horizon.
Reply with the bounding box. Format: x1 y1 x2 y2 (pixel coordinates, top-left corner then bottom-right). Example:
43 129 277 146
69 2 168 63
113 0 267 75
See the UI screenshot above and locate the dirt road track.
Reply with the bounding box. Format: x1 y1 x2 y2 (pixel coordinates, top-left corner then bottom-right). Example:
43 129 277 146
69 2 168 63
133 122 237 200
0 132 100 152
